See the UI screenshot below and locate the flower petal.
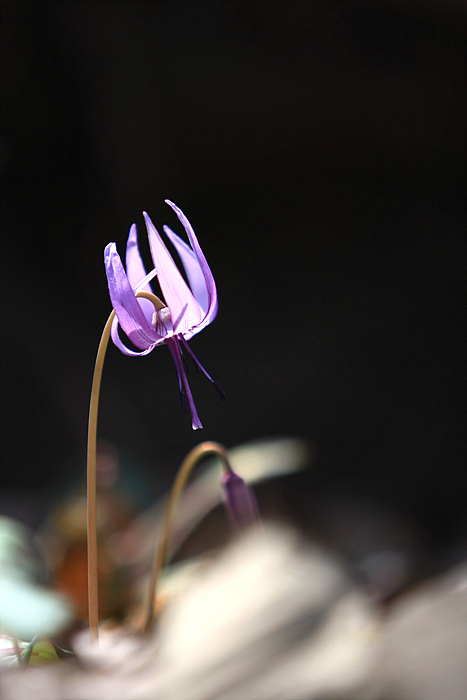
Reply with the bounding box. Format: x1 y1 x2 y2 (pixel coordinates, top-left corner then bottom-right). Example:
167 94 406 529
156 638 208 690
105 243 163 350
163 225 208 315
143 213 202 335
134 267 158 293
164 200 218 330
125 224 155 323
125 224 151 290
110 316 159 356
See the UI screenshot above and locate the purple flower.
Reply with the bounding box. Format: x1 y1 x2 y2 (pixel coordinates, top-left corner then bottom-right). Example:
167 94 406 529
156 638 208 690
222 469 260 530
104 200 224 429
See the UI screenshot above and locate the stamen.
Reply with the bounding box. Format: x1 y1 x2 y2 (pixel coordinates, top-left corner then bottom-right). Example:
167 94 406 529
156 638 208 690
179 335 226 401
179 390 188 414
167 337 203 430
171 346 184 392
213 381 226 402
181 351 191 376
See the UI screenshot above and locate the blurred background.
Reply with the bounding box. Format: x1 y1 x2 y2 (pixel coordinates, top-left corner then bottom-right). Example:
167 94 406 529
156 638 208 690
1 0 465 583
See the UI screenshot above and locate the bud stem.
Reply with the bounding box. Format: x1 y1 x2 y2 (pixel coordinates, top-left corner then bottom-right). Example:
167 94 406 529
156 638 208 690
143 441 233 634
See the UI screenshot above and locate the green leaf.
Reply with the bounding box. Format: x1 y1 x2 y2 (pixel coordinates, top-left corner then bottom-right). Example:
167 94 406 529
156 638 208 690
20 636 74 666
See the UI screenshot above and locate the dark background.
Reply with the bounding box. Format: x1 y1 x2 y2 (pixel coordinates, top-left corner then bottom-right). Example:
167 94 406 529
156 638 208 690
1 1 465 566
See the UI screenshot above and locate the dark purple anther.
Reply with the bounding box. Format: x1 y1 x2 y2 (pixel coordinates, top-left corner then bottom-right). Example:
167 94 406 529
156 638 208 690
213 381 226 402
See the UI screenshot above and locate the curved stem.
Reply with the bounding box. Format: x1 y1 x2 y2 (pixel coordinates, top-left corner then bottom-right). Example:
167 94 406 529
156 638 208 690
87 291 164 640
87 310 114 640
137 289 166 312
143 441 232 634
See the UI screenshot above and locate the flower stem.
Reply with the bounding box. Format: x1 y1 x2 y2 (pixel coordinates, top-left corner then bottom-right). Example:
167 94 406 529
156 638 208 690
87 290 164 641
143 441 232 634
87 310 114 641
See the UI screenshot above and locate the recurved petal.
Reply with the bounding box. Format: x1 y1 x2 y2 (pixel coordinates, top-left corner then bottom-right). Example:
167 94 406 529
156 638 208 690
110 316 161 356
143 213 202 335
125 224 154 323
163 225 209 315
134 267 158 293
165 200 218 329
126 224 151 290
105 242 163 350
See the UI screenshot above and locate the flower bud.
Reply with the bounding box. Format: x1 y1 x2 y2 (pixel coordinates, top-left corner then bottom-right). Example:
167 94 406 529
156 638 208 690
221 470 260 530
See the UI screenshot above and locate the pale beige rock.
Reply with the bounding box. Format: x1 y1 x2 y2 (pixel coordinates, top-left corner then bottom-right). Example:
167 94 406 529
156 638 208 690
374 562 467 700
0 525 380 700
135 525 380 700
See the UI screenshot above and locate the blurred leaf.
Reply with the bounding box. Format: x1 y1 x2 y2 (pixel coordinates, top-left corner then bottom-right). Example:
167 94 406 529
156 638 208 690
0 633 73 668
24 637 74 666
0 517 76 639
